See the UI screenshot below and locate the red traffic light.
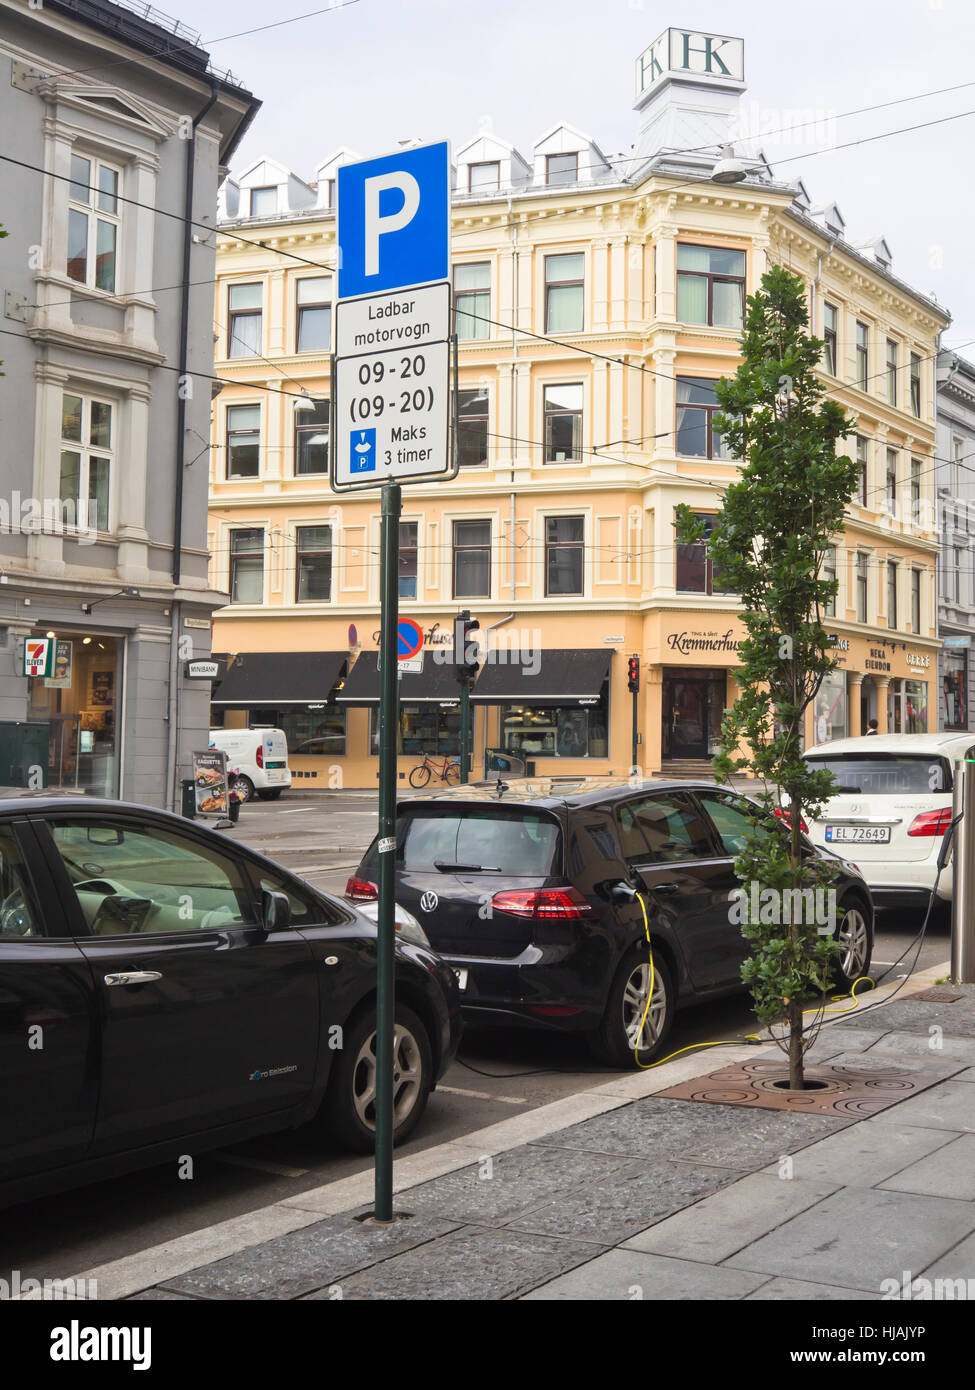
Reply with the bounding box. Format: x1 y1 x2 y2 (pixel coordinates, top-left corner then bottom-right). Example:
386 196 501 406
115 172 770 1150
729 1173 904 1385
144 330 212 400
627 656 640 693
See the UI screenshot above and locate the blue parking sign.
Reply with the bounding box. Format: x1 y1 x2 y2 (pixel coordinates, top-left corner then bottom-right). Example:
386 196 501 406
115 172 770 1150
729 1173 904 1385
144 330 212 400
350 427 376 473
337 142 449 299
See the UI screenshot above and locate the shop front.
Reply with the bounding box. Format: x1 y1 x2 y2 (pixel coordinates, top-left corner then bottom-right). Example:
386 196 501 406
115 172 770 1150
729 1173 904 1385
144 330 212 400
646 615 744 769
474 649 611 767
807 634 939 744
940 639 970 732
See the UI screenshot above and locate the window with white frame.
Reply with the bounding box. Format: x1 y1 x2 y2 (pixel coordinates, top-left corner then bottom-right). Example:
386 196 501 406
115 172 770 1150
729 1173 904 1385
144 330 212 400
454 263 490 340
295 277 332 353
856 436 868 505
229 528 264 603
543 384 583 462
250 186 277 217
228 282 263 358
67 153 121 293
545 516 584 596
468 162 500 193
546 152 578 185
544 253 584 333
823 545 837 617
295 525 332 602
226 404 261 478
59 391 113 532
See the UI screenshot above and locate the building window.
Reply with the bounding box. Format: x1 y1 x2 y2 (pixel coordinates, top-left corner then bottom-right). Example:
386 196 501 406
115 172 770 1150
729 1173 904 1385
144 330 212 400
911 458 921 525
886 449 898 518
856 321 869 390
399 522 418 599
911 569 921 634
325 179 336 209
856 436 868 504
544 253 584 333
954 437 964 495
294 400 329 476
910 353 921 417
59 391 112 533
453 520 491 598
546 152 578 185
823 545 837 617
675 513 729 594
943 650 968 730
250 185 277 217
954 547 962 604
545 516 584 596
296 277 332 353
227 404 261 478
457 388 489 467
500 683 609 760
886 339 898 406
228 282 263 358
371 704 461 758
258 707 346 756
230 529 264 603
823 303 838 375
856 553 868 623
676 245 746 329
468 161 500 193
887 560 898 629
295 526 332 602
67 153 121 293
543 384 583 462
676 378 731 459
454 262 490 339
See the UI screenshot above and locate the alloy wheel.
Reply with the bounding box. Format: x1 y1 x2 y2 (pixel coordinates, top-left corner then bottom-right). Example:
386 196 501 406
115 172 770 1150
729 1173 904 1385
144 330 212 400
622 961 667 1051
351 1022 424 1130
838 905 870 978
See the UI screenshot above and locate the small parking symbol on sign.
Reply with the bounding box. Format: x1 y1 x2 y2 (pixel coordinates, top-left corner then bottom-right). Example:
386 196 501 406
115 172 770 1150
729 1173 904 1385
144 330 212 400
350 428 376 474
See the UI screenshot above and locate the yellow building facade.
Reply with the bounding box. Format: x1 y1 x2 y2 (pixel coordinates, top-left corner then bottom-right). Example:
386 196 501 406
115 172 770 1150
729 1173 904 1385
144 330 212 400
208 31 949 789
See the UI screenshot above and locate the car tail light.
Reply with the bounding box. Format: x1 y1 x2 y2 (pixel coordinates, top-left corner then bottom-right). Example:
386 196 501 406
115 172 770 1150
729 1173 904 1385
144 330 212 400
907 808 953 837
256 744 264 769
491 887 594 919
345 876 378 901
774 807 809 833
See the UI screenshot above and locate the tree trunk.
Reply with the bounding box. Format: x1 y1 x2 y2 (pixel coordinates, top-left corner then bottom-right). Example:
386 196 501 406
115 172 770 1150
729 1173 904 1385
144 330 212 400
788 999 804 1090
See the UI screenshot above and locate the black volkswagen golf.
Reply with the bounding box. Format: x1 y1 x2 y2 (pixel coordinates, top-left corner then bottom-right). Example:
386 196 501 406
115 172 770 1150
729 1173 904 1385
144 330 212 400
349 778 873 1068
0 798 460 1209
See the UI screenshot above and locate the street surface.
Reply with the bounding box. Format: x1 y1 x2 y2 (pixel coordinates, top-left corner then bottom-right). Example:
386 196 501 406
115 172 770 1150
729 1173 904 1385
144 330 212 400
0 791 950 1285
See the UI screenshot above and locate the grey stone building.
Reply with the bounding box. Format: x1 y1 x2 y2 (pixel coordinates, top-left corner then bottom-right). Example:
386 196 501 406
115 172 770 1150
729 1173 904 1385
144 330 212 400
936 350 975 732
0 0 259 804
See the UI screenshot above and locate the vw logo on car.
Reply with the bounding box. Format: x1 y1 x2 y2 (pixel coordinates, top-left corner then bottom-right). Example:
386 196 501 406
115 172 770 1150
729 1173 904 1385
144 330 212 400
420 890 439 913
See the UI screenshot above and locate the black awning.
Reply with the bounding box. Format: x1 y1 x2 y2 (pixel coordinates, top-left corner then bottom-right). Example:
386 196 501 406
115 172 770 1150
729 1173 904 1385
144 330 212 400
472 649 611 706
211 651 348 707
336 650 462 705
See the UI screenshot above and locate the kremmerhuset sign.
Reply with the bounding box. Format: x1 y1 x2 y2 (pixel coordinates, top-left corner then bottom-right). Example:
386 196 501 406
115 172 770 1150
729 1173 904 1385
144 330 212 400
667 628 741 655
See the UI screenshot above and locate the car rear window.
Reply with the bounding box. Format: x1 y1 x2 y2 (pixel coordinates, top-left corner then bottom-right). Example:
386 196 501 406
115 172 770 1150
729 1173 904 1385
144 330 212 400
397 810 562 876
805 755 952 795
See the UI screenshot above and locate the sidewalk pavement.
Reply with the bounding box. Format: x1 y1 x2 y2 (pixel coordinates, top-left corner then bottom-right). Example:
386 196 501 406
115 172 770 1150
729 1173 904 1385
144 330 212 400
68 962 975 1302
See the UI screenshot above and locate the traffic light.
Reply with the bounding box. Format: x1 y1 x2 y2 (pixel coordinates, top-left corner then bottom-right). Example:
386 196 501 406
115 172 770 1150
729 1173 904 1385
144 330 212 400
627 655 640 693
454 611 481 682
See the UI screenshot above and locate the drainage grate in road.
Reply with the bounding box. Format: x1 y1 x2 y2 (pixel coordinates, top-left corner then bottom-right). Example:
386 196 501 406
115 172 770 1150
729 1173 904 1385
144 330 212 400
656 1058 944 1118
909 989 966 1003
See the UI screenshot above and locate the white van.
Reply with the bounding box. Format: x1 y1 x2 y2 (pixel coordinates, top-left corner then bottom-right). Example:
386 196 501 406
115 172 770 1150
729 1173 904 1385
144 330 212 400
208 727 292 802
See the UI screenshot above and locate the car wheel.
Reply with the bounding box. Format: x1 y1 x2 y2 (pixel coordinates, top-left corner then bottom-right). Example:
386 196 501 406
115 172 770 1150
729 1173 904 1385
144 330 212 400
833 896 873 989
588 945 674 1069
256 788 283 801
230 774 254 803
319 1003 432 1152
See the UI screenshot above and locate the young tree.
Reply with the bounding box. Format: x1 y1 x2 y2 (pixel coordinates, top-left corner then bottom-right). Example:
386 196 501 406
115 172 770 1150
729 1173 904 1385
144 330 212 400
677 265 860 1090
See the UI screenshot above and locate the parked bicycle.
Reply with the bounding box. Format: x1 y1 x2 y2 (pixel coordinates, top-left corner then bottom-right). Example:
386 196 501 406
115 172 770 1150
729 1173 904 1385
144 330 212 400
408 754 461 788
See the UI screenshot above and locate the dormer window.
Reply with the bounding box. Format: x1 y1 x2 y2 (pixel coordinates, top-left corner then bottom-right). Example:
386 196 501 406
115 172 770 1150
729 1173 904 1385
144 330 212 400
250 186 277 217
546 152 578 186
468 161 500 193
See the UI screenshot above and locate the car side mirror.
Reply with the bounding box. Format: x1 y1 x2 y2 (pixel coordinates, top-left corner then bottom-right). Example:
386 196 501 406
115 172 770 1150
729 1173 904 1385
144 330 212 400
262 890 291 932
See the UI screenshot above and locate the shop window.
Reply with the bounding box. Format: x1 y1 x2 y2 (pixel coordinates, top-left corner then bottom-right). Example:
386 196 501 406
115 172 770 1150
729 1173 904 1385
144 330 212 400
856 321 869 390
675 513 730 594
294 400 329 475
59 391 112 533
454 262 490 339
295 526 332 602
500 683 609 760
676 245 745 329
67 153 121 293
822 303 838 374
399 521 418 599
230 528 264 603
543 384 583 462
370 703 460 757
453 519 491 598
546 152 578 185
545 254 584 333
545 516 584 596
296 277 332 353
814 668 847 744
227 404 261 478
254 708 347 756
943 653 968 730
228 282 262 357
676 378 732 459
26 634 121 796
458 389 489 467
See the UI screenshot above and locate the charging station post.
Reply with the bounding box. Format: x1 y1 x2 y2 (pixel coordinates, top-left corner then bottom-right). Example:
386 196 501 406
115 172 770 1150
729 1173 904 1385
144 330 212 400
951 759 975 984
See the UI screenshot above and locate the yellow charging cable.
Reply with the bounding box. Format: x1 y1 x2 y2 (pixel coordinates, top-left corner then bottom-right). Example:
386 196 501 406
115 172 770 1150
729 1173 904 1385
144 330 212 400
631 889 875 1070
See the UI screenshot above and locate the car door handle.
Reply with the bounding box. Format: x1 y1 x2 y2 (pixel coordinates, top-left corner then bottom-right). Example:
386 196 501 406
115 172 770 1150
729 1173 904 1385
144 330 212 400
650 882 680 896
104 971 163 986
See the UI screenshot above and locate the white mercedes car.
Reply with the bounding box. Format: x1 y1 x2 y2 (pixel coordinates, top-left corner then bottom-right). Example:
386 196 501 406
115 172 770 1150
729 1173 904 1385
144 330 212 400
801 732 975 911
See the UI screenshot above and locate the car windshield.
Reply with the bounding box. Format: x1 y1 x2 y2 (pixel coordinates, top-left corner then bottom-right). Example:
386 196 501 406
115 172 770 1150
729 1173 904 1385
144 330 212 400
396 810 562 876
805 755 952 795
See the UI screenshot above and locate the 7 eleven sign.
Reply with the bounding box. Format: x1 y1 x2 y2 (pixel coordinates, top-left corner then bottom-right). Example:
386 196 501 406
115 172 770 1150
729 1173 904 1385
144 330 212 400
23 638 54 678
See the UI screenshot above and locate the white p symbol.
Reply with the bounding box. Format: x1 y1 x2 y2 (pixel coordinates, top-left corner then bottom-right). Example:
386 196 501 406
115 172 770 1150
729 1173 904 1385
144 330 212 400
363 171 421 277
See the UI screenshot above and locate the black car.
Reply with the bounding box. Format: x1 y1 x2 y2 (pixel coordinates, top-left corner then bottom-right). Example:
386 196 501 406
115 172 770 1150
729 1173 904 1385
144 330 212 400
349 778 873 1068
0 798 460 1209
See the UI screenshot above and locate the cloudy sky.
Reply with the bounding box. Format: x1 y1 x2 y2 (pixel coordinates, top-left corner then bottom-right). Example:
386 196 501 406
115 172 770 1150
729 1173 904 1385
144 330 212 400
189 0 974 344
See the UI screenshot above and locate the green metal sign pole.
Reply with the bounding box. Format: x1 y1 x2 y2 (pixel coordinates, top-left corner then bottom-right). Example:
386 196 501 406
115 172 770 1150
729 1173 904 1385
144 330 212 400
459 608 471 783
375 481 401 1222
